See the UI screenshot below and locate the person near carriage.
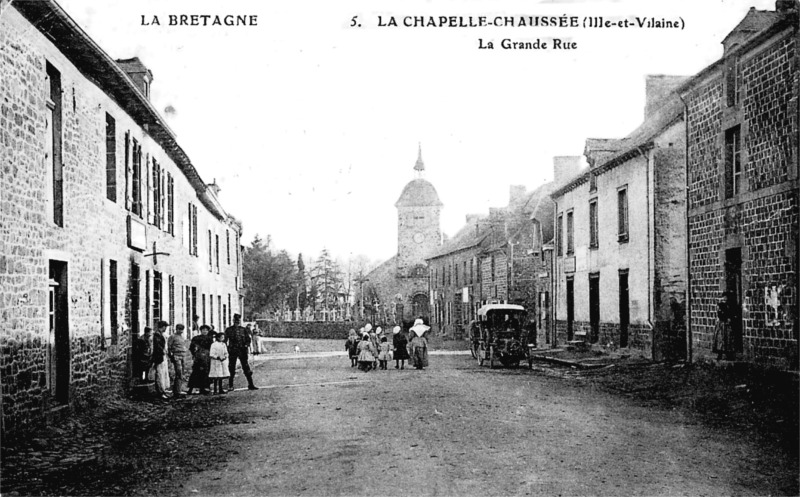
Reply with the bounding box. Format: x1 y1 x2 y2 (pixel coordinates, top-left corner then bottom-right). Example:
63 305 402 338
392 325 410 369
408 318 430 370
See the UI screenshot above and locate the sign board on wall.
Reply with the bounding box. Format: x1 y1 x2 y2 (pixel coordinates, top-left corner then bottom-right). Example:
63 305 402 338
127 215 146 252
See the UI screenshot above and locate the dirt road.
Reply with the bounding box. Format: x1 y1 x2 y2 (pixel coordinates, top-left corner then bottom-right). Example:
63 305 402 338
3 352 796 496
131 355 795 496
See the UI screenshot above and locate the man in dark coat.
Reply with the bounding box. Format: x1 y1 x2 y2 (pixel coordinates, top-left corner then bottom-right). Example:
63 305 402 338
225 313 258 391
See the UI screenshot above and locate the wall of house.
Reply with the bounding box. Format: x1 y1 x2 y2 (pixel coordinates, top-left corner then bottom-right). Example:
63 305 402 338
0 8 241 435
685 28 798 367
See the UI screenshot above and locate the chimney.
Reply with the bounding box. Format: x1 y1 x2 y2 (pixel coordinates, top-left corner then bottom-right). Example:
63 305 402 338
116 57 153 100
207 179 221 197
509 185 527 209
644 75 688 118
584 139 621 169
776 0 797 12
553 156 583 185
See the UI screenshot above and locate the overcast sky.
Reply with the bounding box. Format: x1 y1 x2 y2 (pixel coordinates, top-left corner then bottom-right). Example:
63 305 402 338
58 0 774 264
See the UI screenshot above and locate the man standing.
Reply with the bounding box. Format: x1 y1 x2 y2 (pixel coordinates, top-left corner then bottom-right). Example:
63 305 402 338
168 324 188 399
225 313 258 391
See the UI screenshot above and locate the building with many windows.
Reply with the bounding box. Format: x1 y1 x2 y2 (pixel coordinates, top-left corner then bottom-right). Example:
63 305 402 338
551 76 688 360
678 1 798 367
0 0 243 434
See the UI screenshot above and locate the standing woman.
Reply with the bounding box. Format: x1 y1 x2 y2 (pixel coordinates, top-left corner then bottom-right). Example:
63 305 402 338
392 325 409 369
187 324 213 394
408 318 430 370
712 297 735 361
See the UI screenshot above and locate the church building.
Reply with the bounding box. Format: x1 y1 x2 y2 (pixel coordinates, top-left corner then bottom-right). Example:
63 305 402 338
363 147 443 327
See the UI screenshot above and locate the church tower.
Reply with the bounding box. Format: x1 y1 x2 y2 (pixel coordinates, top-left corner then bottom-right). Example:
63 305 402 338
395 145 442 278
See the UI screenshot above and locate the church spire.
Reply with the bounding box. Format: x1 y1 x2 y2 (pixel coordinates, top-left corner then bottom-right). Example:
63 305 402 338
414 142 425 177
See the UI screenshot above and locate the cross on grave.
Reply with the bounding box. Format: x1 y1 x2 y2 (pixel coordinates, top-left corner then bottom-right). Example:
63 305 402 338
142 242 170 265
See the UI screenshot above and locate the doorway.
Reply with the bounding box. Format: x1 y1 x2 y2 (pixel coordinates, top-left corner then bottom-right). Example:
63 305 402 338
619 271 629 348
589 273 600 344
725 248 743 353
48 261 69 405
566 277 574 341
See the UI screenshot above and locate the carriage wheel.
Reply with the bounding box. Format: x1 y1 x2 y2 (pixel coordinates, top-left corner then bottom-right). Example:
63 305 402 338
477 343 486 366
489 346 496 369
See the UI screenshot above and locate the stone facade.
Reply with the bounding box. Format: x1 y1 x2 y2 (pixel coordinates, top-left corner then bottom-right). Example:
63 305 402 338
680 3 799 368
552 81 688 360
0 2 243 435
365 149 442 327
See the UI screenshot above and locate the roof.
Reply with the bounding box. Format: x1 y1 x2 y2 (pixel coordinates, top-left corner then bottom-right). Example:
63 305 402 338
426 218 490 260
12 0 231 223
551 92 685 198
722 7 782 53
478 304 526 315
395 178 443 207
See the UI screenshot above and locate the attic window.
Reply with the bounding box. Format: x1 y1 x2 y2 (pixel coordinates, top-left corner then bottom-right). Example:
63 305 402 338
589 174 597 192
143 78 150 99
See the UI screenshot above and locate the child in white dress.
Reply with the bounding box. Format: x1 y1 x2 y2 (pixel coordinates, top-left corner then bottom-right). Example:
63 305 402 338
209 332 229 394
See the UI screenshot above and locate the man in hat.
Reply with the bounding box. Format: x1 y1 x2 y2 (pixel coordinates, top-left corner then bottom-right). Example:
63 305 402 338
225 313 258 390
168 324 188 398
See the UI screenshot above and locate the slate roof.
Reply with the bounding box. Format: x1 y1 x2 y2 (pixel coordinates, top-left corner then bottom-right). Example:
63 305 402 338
395 179 443 207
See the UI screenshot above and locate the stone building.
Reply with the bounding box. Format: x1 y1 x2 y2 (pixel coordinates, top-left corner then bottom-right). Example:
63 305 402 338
0 0 243 435
364 148 442 327
551 77 688 360
427 182 554 344
678 1 798 367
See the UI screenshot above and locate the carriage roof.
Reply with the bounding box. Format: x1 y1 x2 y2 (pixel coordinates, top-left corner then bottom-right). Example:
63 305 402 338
477 304 526 316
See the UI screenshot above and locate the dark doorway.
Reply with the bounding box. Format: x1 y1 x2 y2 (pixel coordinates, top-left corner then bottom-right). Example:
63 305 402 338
566 277 574 341
619 271 629 348
48 261 69 405
725 248 743 353
589 273 600 343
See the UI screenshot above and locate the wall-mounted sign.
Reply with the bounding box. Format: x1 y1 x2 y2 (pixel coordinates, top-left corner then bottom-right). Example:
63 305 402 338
127 215 146 252
564 257 576 273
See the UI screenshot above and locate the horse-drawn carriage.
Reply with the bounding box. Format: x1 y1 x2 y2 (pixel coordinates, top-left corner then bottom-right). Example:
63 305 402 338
469 304 533 369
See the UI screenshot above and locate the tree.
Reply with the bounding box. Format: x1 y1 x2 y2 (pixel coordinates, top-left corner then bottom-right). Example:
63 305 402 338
295 253 307 312
309 248 344 313
242 234 296 319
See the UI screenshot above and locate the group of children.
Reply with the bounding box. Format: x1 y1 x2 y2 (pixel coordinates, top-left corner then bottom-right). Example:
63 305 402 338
345 323 414 371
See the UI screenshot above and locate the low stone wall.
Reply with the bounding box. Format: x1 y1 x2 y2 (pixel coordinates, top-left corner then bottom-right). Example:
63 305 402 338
255 321 355 340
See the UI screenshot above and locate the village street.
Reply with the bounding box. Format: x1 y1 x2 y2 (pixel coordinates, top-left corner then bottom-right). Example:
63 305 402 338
2 344 797 497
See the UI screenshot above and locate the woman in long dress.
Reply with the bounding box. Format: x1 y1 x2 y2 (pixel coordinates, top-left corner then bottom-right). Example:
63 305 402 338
186 324 213 394
408 319 430 370
712 298 734 360
392 325 410 369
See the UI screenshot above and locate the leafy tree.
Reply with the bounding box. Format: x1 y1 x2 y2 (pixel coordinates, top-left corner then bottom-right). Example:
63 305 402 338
242 234 296 319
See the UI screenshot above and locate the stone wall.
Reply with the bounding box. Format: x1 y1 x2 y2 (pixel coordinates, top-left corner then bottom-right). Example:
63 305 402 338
684 26 798 368
0 7 241 435
256 320 357 340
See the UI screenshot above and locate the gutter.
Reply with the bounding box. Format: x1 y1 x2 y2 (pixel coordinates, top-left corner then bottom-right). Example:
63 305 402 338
639 145 656 360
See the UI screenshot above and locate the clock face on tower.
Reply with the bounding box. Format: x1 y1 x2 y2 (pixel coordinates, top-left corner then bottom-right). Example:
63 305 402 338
413 232 425 244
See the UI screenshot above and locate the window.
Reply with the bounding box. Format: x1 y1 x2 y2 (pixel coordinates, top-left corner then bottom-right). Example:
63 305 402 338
153 271 162 324
491 256 496 281
463 261 467 286
145 270 150 325
132 140 142 217
215 234 220 273
210 294 214 327
105 113 116 202
455 261 459 286
188 203 198 256
470 259 474 284
152 159 161 228
202 294 206 325
589 173 597 193
208 230 213 271
589 199 598 249
226 230 231 264
167 174 174 235
557 214 563 256
725 126 742 199
45 62 63 227
618 187 629 242
566 210 574 255
124 131 131 210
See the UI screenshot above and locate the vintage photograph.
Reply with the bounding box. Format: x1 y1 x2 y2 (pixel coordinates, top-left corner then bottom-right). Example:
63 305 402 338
0 0 798 495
